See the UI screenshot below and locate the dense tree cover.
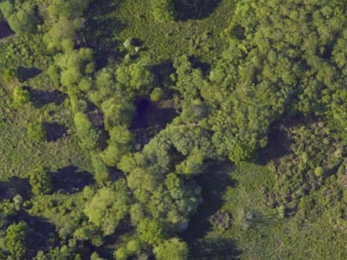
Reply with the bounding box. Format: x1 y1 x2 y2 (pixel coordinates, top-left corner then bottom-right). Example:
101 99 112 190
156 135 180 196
3 0 347 259
84 181 130 235
154 238 189 260
1 1 37 35
5 221 30 259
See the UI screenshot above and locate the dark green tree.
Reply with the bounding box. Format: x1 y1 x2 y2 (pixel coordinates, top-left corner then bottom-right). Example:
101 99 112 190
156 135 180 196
154 238 189 260
27 122 46 142
29 166 52 195
5 221 30 259
13 86 30 108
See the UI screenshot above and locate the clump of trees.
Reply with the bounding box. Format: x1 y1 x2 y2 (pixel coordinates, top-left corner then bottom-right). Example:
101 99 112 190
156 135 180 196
29 166 52 195
0 1 38 35
27 121 46 142
5 221 30 259
84 180 130 235
5 0 347 258
13 86 31 108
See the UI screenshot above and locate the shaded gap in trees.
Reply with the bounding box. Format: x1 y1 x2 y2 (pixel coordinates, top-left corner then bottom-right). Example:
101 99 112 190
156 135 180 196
150 61 175 86
174 0 222 21
181 162 236 242
0 177 32 201
29 89 67 108
0 21 13 39
180 162 241 259
43 122 67 142
130 98 178 147
86 101 109 149
189 56 211 76
17 66 42 82
51 166 94 194
257 115 306 165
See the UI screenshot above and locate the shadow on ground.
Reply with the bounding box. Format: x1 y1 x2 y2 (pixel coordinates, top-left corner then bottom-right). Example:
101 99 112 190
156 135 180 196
174 0 222 21
51 166 94 194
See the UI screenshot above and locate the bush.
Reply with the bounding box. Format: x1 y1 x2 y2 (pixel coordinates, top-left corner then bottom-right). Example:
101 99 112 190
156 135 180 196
154 238 189 260
8 7 38 35
2 67 18 84
74 112 100 150
150 88 163 102
13 86 30 108
315 166 324 177
27 122 46 142
5 221 29 259
0 1 14 19
29 166 52 195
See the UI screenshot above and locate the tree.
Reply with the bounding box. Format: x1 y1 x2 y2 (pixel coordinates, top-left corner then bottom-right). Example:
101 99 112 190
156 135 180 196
29 166 52 195
27 122 46 142
116 61 154 96
315 166 324 177
84 181 130 235
137 218 166 245
5 221 30 259
101 126 133 166
150 88 164 102
91 252 106 260
0 0 13 19
13 86 30 108
74 112 100 151
7 5 37 35
91 152 111 187
43 17 81 51
34 240 82 260
101 96 135 129
154 238 189 260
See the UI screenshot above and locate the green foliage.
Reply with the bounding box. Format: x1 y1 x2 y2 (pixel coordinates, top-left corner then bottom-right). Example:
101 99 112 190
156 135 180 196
43 0 93 51
114 239 142 260
0 0 13 19
101 125 133 166
54 48 94 89
84 180 130 235
150 88 164 102
154 238 189 260
7 5 37 35
47 65 60 87
116 60 154 96
29 166 52 196
315 166 325 177
3 0 347 258
5 221 29 259
91 152 111 187
13 86 30 108
90 252 106 260
101 96 135 129
137 218 166 245
34 240 82 260
74 112 100 151
152 0 175 22
27 121 46 142
2 67 18 84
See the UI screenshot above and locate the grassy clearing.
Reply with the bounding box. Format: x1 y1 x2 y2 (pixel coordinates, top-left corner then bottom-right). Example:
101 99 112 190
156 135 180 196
200 163 347 260
0 92 91 182
86 0 235 64
0 72 90 182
